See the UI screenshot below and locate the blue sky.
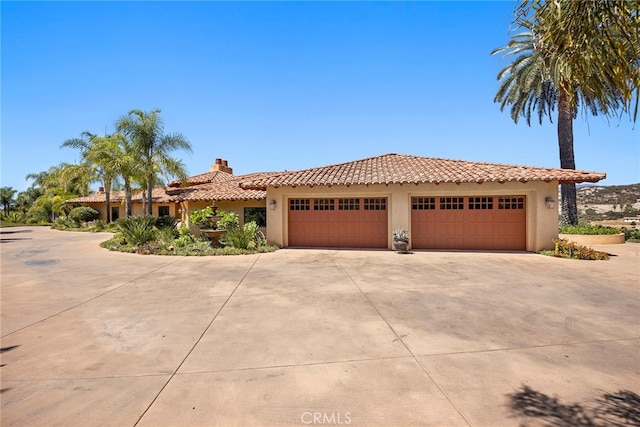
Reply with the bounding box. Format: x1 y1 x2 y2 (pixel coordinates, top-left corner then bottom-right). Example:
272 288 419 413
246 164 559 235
2 1 638 192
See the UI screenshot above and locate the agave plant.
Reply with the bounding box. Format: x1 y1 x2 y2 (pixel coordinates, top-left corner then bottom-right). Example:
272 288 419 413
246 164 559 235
393 227 409 242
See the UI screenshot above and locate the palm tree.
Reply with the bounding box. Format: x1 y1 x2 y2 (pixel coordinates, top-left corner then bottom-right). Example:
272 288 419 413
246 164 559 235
116 109 192 215
25 164 82 222
99 132 144 218
492 0 639 225
0 187 17 215
62 132 118 222
59 163 93 197
25 163 89 196
15 187 43 213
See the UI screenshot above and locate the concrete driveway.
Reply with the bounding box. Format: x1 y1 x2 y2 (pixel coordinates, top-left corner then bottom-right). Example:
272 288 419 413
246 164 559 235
1 227 638 426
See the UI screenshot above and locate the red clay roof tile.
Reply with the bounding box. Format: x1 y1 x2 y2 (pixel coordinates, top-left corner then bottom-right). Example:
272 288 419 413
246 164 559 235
167 170 236 188
241 153 606 189
168 172 277 201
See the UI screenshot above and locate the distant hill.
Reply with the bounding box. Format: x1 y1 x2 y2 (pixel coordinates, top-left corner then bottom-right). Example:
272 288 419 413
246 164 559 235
577 183 640 205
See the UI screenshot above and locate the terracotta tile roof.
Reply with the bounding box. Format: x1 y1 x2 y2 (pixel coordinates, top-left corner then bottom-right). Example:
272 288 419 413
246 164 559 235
167 170 235 188
139 188 180 203
67 188 179 204
169 172 277 201
241 153 606 189
67 191 125 204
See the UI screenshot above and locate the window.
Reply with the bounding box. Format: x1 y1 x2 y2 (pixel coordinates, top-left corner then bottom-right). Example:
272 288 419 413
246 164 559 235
440 197 464 210
364 198 386 210
338 198 360 210
111 207 120 221
314 199 335 211
498 196 525 210
412 197 436 210
244 207 267 227
468 197 494 210
158 206 170 217
289 199 310 211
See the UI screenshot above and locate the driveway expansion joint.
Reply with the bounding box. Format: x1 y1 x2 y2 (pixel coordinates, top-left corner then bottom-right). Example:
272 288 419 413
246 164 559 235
174 355 417 375
336 259 474 427
133 254 262 427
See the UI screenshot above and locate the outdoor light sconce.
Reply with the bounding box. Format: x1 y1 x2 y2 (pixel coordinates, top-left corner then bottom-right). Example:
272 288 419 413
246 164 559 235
269 199 277 210
545 196 556 209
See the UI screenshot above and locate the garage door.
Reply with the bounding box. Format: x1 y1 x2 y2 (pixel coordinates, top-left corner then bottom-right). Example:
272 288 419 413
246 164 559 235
288 197 388 248
411 196 526 250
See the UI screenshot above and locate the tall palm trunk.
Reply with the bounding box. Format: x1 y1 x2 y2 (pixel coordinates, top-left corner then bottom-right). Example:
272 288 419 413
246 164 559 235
557 88 578 225
105 184 111 223
124 179 132 218
146 174 153 216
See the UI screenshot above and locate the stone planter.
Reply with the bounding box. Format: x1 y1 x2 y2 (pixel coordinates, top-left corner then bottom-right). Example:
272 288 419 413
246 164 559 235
393 240 409 254
558 233 625 245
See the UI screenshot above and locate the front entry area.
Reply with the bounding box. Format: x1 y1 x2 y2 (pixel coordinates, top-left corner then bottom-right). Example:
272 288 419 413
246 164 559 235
411 196 526 250
288 197 388 248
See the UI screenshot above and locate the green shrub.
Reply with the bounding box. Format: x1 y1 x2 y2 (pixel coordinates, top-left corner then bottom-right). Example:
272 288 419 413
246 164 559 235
68 207 100 223
156 226 177 243
622 227 640 242
189 207 215 228
220 220 260 249
2 211 27 224
51 215 81 230
156 216 179 230
216 210 239 230
581 208 603 221
91 220 107 232
547 239 610 260
221 228 252 249
116 215 157 246
604 211 624 220
559 222 621 235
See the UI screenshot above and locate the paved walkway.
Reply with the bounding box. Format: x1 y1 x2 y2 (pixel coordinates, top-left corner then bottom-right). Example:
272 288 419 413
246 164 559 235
1 227 638 426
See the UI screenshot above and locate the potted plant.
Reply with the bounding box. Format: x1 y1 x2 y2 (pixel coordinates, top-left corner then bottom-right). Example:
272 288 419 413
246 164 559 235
393 227 410 254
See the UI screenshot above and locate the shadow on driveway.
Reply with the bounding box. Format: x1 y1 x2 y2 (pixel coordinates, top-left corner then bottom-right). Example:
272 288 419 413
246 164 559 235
0 228 33 243
507 384 640 426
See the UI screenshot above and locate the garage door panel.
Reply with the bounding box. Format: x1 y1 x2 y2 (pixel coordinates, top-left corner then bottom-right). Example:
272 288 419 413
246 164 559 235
288 198 387 248
412 195 526 251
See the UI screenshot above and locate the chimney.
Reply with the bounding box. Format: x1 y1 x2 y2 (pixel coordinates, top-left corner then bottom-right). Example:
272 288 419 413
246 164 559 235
209 158 233 174
98 187 105 193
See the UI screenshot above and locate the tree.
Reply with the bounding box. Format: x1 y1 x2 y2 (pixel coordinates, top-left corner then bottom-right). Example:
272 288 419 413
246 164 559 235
24 165 81 222
62 132 119 222
492 0 639 224
0 187 17 215
25 163 91 198
100 132 144 218
15 187 44 213
116 109 192 215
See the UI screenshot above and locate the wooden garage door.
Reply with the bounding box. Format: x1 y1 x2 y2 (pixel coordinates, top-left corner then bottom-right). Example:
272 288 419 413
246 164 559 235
411 196 526 250
288 197 388 248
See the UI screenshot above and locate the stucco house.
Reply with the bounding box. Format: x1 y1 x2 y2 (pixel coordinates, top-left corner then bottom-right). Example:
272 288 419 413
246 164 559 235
66 159 271 232
68 153 605 252
66 187 181 222
240 153 605 252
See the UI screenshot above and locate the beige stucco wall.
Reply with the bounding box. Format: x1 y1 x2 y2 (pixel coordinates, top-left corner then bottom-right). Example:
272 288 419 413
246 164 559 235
72 201 181 222
265 181 560 252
